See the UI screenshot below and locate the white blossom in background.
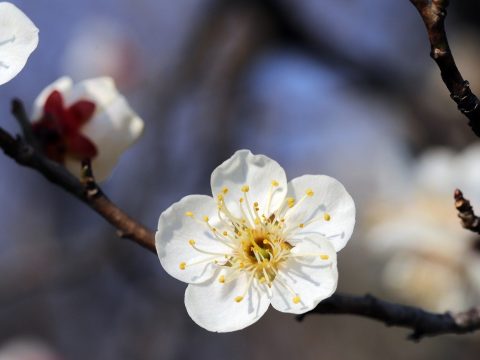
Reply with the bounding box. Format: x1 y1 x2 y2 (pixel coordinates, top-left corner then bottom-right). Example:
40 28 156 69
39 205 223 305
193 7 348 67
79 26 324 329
31 76 144 182
156 150 355 332
367 144 480 312
0 2 38 85
0 339 61 360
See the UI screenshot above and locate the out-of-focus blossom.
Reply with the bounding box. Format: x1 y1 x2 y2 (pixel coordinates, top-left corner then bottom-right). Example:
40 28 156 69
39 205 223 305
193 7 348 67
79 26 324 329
0 339 62 360
31 76 144 182
0 2 38 85
156 150 355 332
367 144 480 312
61 17 140 88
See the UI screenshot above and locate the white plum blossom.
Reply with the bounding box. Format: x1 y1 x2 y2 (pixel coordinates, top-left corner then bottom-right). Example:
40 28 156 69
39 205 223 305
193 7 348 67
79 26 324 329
367 144 480 312
0 2 38 85
156 150 355 332
31 76 144 182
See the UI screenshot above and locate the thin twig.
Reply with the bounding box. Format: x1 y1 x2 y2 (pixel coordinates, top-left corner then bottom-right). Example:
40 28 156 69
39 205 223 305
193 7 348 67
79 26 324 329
454 188 480 234
298 293 480 341
0 101 156 253
3 100 480 340
410 0 480 136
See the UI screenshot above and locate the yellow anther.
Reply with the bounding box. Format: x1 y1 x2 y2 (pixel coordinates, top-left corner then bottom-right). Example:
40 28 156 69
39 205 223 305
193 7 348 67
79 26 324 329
217 194 224 201
239 262 245 269
235 296 244 303
259 277 266 284
299 223 305 228
320 254 329 260
179 262 186 270
324 213 331 221
188 239 196 246
241 185 250 193
222 187 229 194
218 275 225 284
271 180 279 187
239 197 244 203
212 227 217 232
253 202 259 207
287 197 295 208
306 189 314 197
223 231 228 236
263 239 268 244
293 296 301 304
185 211 194 217
254 218 261 225
203 215 209 222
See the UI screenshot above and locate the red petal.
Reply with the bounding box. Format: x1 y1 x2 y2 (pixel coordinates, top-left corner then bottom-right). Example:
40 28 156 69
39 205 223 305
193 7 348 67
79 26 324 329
67 100 96 129
66 134 98 160
43 90 65 119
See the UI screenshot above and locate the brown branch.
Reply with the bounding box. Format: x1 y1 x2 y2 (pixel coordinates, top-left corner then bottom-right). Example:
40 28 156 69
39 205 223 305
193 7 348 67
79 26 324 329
298 293 480 341
3 100 480 340
454 188 480 234
410 0 480 136
0 100 156 253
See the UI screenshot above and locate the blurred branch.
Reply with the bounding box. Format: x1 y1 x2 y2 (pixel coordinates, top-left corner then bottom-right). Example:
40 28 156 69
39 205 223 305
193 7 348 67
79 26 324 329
454 188 480 234
410 0 480 136
299 293 480 341
0 100 156 253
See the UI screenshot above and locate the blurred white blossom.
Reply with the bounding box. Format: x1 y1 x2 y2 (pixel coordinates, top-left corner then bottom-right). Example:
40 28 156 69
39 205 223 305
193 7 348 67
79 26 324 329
0 2 38 85
0 339 61 360
156 150 355 332
31 76 144 182
367 144 480 312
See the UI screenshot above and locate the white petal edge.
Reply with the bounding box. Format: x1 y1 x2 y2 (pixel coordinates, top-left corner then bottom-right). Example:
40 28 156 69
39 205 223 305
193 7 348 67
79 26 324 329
156 194 232 284
211 149 287 219
270 235 338 314
185 270 271 332
285 175 355 252
0 2 38 85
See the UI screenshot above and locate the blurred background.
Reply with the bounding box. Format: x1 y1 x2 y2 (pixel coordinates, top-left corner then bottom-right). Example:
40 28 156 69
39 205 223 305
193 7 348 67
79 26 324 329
1 0 480 359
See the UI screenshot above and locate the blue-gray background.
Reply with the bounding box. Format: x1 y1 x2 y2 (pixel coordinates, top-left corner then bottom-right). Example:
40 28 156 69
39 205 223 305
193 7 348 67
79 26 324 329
1 0 480 359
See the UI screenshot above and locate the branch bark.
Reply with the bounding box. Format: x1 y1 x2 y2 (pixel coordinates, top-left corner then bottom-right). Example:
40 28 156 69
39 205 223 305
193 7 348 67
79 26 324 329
454 188 480 234
298 293 480 341
1 101 156 253
410 0 480 136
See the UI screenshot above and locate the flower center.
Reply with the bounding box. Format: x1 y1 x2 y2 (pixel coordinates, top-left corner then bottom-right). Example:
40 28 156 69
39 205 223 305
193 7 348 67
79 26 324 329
181 181 332 305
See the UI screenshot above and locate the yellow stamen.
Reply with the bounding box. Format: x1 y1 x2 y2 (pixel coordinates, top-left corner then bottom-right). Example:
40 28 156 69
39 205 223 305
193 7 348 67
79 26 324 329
293 296 301 304
179 262 186 270
287 197 295 208
320 254 329 260
185 211 194 217
271 180 279 187
306 189 314 197
324 213 331 221
203 215 209 222
299 223 304 228
188 239 196 246
219 275 225 283
235 296 244 303
222 187 229 194
241 185 250 193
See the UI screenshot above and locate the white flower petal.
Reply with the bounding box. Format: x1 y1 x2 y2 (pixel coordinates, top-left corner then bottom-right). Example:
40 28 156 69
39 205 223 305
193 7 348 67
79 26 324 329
65 76 118 109
32 76 73 120
156 195 232 284
271 236 337 314
0 2 38 85
211 150 287 218
185 270 271 332
285 175 355 252
32 76 144 182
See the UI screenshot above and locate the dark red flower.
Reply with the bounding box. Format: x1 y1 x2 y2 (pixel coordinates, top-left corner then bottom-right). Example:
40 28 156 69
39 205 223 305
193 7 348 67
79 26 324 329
32 90 98 163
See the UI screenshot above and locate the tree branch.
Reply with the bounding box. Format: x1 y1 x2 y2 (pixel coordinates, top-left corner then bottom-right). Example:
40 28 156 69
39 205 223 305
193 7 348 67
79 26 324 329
0 101 156 253
454 188 480 234
3 100 480 340
298 293 480 341
410 0 480 136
